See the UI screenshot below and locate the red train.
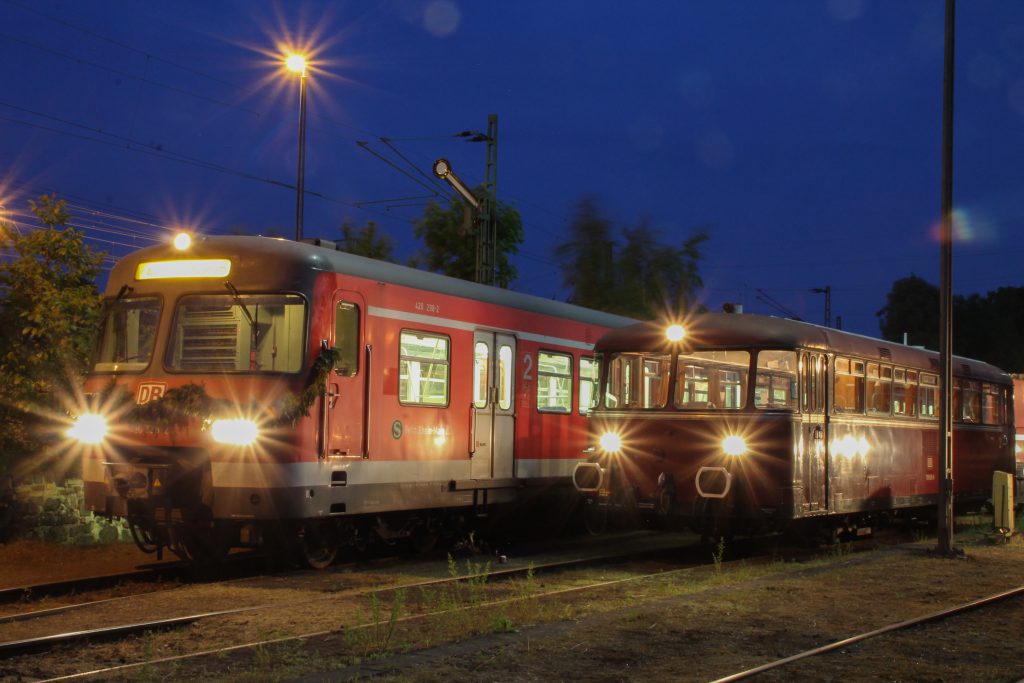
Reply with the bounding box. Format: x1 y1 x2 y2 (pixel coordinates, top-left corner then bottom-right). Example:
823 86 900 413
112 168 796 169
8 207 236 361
573 313 1016 542
69 235 632 566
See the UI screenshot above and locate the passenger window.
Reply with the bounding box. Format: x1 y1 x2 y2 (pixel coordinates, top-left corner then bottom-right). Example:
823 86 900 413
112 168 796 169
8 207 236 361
537 351 573 413
961 380 981 424
866 363 892 415
498 345 513 411
473 342 489 409
919 373 938 418
754 350 797 410
833 356 865 414
399 331 449 406
334 302 360 377
579 357 600 415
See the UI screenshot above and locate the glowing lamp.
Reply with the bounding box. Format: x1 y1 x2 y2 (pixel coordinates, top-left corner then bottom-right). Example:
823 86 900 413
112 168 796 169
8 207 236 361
722 435 746 457
211 418 260 446
68 413 108 445
172 232 192 250
136 259 231 280
598 432 623 454
666 324 686 342
285 54 307 74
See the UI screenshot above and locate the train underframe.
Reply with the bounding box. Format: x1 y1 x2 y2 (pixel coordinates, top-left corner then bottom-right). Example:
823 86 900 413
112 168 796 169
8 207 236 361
85 452 528 569
577 464 993 547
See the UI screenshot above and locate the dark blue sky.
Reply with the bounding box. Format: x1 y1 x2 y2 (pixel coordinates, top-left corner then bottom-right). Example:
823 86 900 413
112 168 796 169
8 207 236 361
2 0 1023 338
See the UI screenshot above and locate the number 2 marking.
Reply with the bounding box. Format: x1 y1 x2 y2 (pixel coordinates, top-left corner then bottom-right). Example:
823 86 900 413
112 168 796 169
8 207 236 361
522 353 534 381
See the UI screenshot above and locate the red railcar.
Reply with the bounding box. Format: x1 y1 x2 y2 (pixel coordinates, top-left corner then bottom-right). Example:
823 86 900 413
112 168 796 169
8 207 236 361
573 313 1015 540
70 235 632 565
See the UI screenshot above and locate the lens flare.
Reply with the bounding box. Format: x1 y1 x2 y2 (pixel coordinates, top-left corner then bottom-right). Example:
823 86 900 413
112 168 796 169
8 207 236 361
599 432 623 453
68 414 108 445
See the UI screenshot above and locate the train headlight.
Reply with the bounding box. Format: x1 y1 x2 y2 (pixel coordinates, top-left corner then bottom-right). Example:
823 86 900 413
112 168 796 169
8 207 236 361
68 413 108 445
211 418 260 446
665 324 686 343
599 432 623 454
722 435 746 457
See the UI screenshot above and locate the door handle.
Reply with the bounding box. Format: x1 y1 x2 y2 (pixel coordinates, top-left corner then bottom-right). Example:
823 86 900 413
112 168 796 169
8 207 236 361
327 383 340 409
469 403 477 456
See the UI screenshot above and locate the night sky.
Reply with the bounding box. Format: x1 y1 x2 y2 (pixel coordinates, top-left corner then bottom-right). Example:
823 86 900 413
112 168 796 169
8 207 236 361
2 0 1023 338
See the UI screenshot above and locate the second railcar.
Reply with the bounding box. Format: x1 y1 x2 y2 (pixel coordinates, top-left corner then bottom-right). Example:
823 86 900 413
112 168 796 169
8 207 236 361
573 313 1015 541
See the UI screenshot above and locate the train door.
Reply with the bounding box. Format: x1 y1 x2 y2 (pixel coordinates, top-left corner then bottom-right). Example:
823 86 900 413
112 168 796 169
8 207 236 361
325 292 367 458
471 332 515 479
800 352 829 511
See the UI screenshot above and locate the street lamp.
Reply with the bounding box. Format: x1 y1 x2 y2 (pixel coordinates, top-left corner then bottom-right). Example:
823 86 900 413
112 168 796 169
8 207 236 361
285 53 308 242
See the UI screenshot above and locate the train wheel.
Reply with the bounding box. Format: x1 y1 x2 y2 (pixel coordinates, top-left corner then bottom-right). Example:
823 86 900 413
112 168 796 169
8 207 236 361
297 521 339 570
583 500 609 536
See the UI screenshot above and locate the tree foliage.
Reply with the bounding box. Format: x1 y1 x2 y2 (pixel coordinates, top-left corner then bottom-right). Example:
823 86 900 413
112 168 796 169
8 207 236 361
877 274 1024 372
555 196 709 319
337 220 396 262
412 190 524 287
0 195 104 475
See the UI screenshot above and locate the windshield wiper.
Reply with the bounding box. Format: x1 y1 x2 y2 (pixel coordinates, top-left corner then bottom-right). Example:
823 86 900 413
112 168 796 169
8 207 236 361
224 281 261 361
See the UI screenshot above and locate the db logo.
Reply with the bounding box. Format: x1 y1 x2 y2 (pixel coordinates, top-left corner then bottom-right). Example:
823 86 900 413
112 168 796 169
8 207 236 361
136 382 168 404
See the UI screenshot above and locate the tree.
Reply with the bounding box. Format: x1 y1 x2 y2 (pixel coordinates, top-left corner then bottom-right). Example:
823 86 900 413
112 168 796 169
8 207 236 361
0 195 104 476
412 190 524 287
876 274 940 349
877 275 1024 372
554 196 617 312
555 196 709 319
337 220 396 262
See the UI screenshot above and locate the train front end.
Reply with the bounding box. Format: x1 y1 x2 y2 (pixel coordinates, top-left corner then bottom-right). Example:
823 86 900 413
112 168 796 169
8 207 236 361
71 235 322 562
573 318 803 540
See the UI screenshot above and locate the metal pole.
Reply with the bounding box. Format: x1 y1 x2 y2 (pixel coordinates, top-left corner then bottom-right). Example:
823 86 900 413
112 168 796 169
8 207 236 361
937 0 956 556
295 70 308 242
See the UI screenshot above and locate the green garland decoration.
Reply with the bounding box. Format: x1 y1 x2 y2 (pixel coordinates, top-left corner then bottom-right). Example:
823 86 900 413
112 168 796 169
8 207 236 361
95 347 344 434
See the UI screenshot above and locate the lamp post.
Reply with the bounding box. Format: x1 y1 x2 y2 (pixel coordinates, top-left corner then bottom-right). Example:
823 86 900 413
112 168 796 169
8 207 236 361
810 286 831 327
286 54 308 242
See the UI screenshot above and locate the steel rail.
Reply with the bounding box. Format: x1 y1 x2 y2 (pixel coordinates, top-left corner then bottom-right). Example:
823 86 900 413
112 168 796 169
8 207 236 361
29 540 716 681
0 564 186 605
710 584 1024 682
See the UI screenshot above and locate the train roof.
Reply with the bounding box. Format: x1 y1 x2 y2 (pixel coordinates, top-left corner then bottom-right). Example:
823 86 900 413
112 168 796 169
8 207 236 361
106 235 637 330
597 313 1011 384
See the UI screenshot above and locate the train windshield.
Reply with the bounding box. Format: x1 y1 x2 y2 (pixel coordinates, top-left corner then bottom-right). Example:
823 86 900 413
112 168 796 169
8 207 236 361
165 293 306 373
675 350 750 409
92 296 162 373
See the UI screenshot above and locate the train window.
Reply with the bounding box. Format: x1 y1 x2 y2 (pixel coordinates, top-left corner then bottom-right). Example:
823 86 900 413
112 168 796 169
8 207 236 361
473 342 489 409
165 293 305 373
919 373 938 418
498 345 513 411
93 296 162 373
892 369 917 417
537 351 573 412
981 383 1003 425
800 353 826 414
675 350 748 409
866 363 892 415
333 302 359 377
833 356 865 414
579 357 600 415
605 353 671 409
961 380 981 423
399 331 450 406
754 350 797 410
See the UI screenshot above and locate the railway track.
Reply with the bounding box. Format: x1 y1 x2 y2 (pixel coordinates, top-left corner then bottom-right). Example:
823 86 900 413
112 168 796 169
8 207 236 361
0 563 187 606
0 530 922 681
0 531 718 678
711 584 1024 682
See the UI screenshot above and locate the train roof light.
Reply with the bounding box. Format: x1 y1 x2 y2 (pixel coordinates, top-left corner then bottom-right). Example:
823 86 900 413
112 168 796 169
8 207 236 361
136 258 231 280
666 324 686 343
172 232 192 250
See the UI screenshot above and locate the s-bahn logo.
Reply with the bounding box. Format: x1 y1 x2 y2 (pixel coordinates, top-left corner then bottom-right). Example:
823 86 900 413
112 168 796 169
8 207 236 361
136 382 168 405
